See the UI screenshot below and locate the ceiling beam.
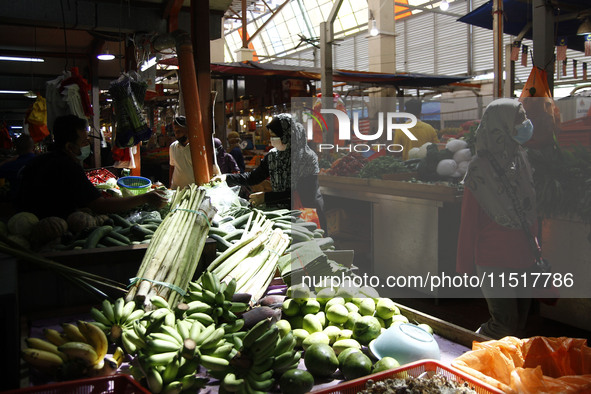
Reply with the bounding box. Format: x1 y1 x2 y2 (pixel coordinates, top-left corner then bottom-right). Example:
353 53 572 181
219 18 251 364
246 0 290 45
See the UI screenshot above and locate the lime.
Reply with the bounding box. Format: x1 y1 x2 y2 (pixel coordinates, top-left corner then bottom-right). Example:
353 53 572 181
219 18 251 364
315 311 326 328
352 316 381 346
325 297 346 309
279 368 315 394
376 298 399 320
323 325 341 345
332 338 361 355
358 298 376 316
390 314 409 325
302 331 330 351
372 356 400 373
292 328 309 348
344 312 361 330
336 329 353 341
316 287 336 307
303 314 323 334
301 299 321 315
276 319 292 338
337 347 362 366
341 351 372 380
291 284 311 303
282 299 301 317
417 323 434 335
304 343 339 378
344 302 359 314
326 304 349 325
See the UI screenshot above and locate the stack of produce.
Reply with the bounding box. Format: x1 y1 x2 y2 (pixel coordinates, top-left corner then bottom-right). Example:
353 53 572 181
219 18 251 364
325 152 368 177
126 184 216 310
206 209 290 303
358 156 412 179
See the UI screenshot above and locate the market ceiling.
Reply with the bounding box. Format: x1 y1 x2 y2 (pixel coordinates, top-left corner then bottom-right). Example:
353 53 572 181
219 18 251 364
458 0 591 53
0 0 262 128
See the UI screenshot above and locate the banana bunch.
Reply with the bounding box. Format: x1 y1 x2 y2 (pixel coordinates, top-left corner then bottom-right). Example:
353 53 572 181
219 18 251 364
183 272 249 326
89 297 145 349
131 306 240 393
220 317 300 394
22 320 114 380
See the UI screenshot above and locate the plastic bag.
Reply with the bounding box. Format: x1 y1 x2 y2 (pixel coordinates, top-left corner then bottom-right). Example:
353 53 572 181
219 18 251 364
519 67 561 150
205 182 242 218
27 95 48 126
452 336 591 393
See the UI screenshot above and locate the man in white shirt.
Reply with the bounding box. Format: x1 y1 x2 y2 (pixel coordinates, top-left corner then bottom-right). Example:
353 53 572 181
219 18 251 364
168 116 195 189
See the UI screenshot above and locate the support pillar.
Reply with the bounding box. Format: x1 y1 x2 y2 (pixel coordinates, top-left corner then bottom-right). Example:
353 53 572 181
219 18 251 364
532 0 555 93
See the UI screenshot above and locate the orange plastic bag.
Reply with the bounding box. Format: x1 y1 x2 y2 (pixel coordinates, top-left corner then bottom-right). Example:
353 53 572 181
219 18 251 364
452 336 591 393
519 67 561 150
292 191 320 228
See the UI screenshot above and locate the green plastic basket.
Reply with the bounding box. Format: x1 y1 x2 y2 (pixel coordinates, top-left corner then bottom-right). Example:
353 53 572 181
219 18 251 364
117 176 152 197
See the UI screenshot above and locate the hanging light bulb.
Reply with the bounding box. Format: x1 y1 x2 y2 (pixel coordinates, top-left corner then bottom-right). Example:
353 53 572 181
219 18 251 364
97 49 115 61
440 0 450 11
370 19 379 37
577 18 591 35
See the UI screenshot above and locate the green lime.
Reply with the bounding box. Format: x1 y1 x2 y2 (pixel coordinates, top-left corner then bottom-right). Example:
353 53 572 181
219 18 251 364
341 351 373 380
304 343 339 378
279 368 315 394
337 347 362 367
372 356 400 373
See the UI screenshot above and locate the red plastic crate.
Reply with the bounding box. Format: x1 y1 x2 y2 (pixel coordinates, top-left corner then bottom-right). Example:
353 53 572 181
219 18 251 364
310 359 504 394
557 131 591 147
2 374 149 394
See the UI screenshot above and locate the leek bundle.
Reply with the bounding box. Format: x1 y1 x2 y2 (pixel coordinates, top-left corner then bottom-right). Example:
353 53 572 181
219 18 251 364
126 185 216 310
207 211 290 302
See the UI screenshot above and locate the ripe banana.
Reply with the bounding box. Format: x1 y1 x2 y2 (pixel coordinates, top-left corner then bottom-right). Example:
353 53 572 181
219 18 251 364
77 320 108 363
58 341 99 366
21 348 64 370
61 323 88 343
25 337 67 361
112 346 125 366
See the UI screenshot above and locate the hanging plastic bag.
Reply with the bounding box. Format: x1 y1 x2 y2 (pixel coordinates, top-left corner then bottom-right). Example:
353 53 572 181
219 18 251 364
519 67 561 149
293 191 320 228
26 95 48 126
109 72 153 148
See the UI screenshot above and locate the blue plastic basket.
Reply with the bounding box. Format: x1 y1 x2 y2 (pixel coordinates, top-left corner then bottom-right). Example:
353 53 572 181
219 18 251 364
117 176 152 197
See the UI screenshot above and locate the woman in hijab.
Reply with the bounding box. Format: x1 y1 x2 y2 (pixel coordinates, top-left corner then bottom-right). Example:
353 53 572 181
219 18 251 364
457 98 538 339
227 131 246 173
214 137 240 174
215 113 326 230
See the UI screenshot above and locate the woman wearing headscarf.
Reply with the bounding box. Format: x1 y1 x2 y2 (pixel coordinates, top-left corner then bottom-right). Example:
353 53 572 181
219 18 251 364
214 138 240 174
457 98 538 339
214 113 326 230
227 131 246 173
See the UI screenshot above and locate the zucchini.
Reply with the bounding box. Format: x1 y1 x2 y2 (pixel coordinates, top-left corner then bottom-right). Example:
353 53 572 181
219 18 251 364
229 212 252 229
261 209 290 218
108 213 132 228
208 227 228 237
271 221 292 231
102 236 128 247
218 216 235 225
223 229 245 242
107 231 132 245
131 224 154 238
271 215 296 222
293 221 318 231
284 229 311 243
314 237 335 251
84 225 113 249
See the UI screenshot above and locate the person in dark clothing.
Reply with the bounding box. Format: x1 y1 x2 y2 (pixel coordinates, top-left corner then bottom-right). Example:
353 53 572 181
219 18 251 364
214 138 239 174
213 113 327 230
0 134 35 202
227 131 246 173
17 115 167 219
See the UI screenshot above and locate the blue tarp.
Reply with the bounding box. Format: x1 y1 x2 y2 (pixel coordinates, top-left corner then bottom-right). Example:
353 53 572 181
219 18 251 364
457 0 589 53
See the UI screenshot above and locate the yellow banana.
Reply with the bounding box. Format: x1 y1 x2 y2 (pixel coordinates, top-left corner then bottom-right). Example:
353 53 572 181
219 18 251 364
61 322 88 343
112 346 125 366
58 341 99 366
78 320 108 363
43 328 68 346
21 348 63 370
24 338 67 361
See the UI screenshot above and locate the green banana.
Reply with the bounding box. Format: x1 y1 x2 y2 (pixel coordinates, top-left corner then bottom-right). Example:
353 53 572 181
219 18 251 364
201 289 217 304
160 325 184 345
147 339 181 353
121 300 137 322
223 277 237 300
230 335 243 350
126 309 145 324
209 343 234 358
223 319 245 334
146 351 179 366
187 312 215 325
242 318 272 349
273 331 295 356
189 321 204 342
151 295 171 309
249 325 279 356
102 299 115 323
214 291 225 305
113 297 125 324
162 381 183 394
199 354 230 371
121 330 137 354
175 320 190 340
251 357 274 373
161 358 180 384
186 300 213 314
90 307 111 326
146 367 164 394
148 332 182 346
201 271 219 293
222 373 245 392
229 302 248 313
274 351 302 374
272 350 299 370
164 311 176 327
200 327 226 350
193 323 216 346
